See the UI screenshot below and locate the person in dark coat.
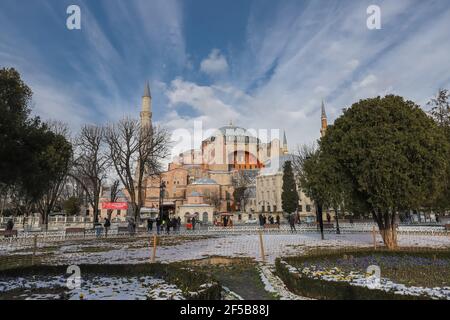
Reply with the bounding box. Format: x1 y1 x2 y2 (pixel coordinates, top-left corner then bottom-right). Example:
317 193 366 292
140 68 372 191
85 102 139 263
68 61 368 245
166 218 171 234
177 217 181 231
127 218 134 235
192 216 196 230
171 217 177 232
147 219 154 232
104 217 111 237
6 219 14 231
289 214 296 232
156 217 162 235
276 215 280 225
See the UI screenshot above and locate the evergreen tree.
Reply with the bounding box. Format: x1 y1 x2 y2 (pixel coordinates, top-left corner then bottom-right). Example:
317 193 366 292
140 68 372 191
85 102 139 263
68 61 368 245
320 95 450 249
281 160 299 214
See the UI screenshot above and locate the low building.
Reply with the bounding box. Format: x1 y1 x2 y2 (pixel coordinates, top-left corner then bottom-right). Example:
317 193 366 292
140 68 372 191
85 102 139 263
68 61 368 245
177 191 215 224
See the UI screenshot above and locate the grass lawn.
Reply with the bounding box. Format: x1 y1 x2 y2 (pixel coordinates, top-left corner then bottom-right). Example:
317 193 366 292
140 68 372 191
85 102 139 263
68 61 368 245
181 257 277 300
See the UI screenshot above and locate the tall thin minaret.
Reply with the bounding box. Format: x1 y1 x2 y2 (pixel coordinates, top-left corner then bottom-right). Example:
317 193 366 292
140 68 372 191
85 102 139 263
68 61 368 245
320 100 328 138
140 81 152 128
282 130 289 155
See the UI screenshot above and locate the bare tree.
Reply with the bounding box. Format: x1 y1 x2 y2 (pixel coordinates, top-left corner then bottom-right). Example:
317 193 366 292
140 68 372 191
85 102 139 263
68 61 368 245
203 190 222 211
428 88 450 127
105 118 170 222
232 171 254 213
71 125 110 225
106 179 121 219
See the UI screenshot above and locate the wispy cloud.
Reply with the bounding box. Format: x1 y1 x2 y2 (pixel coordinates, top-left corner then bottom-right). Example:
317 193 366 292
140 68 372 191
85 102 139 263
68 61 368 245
1 0 450 155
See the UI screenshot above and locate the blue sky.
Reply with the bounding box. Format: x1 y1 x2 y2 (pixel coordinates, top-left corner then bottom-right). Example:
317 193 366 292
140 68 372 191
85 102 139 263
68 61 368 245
1 0 450 155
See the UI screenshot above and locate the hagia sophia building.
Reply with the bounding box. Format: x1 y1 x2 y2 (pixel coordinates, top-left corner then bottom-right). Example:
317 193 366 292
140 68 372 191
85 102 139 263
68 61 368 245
99 83 329 224
127 82 327 224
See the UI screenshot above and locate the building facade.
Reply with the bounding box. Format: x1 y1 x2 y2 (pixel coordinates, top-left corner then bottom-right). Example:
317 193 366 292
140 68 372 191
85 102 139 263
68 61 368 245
96 83 330 225
256 154 317 221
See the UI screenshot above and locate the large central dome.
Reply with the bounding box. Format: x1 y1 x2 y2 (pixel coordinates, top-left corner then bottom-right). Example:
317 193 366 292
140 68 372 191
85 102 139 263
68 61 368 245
217 124 249 136
205 123 259 144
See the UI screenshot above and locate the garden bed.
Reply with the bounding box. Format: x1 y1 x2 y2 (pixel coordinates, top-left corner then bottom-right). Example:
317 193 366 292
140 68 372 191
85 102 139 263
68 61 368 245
0 263 221 300
275 248 450 300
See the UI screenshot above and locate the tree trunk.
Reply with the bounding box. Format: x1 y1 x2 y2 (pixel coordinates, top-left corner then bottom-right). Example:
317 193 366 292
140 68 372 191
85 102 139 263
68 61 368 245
44 209 50 232
317 203 324 240
379 224 398 249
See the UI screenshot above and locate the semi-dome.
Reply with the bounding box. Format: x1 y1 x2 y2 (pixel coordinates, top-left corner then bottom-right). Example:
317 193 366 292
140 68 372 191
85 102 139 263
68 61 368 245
192 178 218 185
189 191 202 197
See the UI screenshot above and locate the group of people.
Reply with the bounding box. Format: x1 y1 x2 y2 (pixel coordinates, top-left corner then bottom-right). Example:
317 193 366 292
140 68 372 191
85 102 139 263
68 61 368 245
213 216 233 227
147 216 182 235
258 213 281 227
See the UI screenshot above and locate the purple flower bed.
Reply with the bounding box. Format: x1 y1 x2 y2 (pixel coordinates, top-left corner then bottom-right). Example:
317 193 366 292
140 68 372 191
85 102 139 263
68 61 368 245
297 255 449 271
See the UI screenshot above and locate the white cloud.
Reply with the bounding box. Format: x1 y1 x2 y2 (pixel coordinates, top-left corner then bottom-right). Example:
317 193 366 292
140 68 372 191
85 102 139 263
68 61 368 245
165 78 239 126
200 49 229 75
352 74 377 91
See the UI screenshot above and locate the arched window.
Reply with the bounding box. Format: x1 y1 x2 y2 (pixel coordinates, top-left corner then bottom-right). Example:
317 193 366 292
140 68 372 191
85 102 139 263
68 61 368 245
202 212 208 223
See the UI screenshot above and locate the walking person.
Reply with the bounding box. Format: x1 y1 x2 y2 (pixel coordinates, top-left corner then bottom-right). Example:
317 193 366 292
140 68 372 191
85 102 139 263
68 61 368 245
161 218 166 234
147 219 154 232
104 217 111 238
258 213 264 227
6 219 14 231
166 218 171 235
326 212 331 224
177 216 181 231
5 219 14 237
156 217 162 235
171 217 178 233
289 213 296 232
276 214 280 226
192 216 196 230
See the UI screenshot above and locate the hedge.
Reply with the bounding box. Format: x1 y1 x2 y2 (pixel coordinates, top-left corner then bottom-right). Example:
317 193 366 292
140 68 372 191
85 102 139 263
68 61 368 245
274 247 450 300
0 263 221 300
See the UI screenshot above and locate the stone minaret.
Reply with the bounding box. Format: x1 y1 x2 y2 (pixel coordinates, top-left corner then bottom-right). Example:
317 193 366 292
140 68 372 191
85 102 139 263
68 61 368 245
140 81 152 129
282 130 289 155
320 100 328 138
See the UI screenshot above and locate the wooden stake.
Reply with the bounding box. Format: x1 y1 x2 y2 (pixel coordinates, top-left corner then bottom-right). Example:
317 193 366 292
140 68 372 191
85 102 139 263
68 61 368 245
372 226 377 250
258 231 266 263
152 234 157 263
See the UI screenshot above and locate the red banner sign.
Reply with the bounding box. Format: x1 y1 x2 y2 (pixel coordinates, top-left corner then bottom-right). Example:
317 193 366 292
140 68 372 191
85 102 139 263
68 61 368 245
102 202 128 210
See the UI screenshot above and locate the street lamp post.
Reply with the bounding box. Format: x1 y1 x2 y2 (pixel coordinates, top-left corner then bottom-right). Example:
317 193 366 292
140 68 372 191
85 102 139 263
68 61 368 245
159 180 166 220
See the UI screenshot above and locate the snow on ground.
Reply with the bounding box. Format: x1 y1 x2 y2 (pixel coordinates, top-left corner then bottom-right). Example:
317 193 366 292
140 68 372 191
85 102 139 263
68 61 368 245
0 275 184 300
258 264 312 300
282 261 450 300
42 233 450 266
